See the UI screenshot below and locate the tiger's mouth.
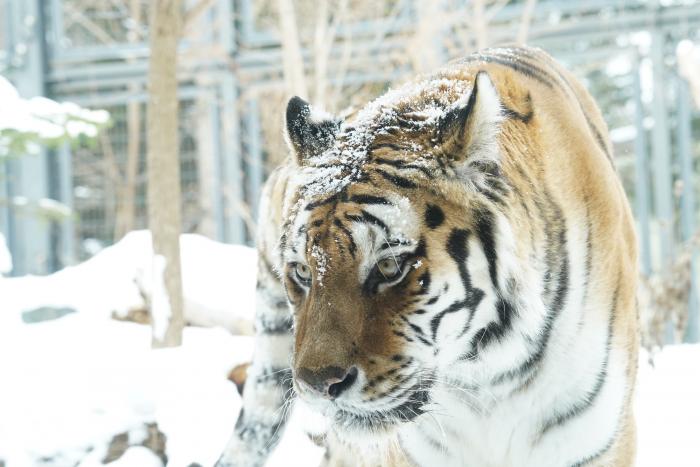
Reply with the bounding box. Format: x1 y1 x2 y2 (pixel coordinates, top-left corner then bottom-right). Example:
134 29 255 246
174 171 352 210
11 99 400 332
332 385 431 434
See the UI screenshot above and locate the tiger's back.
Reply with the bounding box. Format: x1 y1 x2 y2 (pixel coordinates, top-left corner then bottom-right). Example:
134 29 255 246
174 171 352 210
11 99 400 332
218 46 638 467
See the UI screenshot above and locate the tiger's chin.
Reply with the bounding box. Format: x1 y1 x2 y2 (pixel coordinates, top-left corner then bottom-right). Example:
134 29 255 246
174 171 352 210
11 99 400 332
329 389 430 444
332 409 401 439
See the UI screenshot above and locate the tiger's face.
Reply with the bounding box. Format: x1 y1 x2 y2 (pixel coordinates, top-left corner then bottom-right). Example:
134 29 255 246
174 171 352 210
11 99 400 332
281 72 514 438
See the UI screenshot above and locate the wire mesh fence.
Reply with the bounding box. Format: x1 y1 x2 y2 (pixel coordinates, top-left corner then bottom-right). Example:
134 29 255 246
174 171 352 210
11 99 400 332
0 0 698 341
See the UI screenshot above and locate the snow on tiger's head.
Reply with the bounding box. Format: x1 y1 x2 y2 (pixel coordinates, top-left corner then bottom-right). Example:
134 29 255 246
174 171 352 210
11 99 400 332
278 70 507 436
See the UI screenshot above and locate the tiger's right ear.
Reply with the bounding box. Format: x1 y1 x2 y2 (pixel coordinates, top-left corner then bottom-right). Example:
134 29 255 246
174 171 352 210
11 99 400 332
285 96 342 165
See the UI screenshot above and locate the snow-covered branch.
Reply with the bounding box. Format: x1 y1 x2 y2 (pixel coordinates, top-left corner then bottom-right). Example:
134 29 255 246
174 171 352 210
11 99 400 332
0 75 109 157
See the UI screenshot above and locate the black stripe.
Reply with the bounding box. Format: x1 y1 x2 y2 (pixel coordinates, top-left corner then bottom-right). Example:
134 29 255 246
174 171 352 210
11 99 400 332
430 300 468 342
255 367 293 386
486 48 566 91
539 284 619 438
393 330 414 343
336 383 431 430
426 295 440 305
491 195 569 386
461 53 555 89
402 321 432 346
233 406 289 458
348 194 391 205
583 111 611 161
430 229 485 342
305 194 338 210
373 158 433 178
360 209 390 234
460 298 516 359
568 436 616 467
256 315 293 335
474 208 499 290
581 207 593 311
285 271 305 298
502 101 534 123
378 238 413 250
375 169 418 189
333 218 356 258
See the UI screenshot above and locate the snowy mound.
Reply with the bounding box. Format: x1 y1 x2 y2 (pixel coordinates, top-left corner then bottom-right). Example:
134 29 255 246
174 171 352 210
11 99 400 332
0 231 257 334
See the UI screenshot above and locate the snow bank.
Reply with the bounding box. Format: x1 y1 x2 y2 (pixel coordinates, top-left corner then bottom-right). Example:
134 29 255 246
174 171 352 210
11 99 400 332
636 346 700 467
0 313 251 467
0 231 257 334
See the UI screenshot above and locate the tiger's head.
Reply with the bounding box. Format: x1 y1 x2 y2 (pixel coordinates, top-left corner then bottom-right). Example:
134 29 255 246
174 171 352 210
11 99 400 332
281 71 530 439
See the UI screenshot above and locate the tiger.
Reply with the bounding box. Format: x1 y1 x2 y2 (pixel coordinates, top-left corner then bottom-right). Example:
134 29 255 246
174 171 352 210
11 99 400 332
217 45 639 467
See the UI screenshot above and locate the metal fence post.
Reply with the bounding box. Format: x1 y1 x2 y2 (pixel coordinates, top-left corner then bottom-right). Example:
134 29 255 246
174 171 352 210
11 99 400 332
633 55 652 276
245 97 264 234
5 0 52 275
677 77 699 343
650 29 677 343
220 74 246 244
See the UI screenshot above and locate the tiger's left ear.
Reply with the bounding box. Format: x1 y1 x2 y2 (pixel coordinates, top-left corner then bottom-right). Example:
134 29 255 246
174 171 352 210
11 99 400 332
436 71 503 176
285 96 342 166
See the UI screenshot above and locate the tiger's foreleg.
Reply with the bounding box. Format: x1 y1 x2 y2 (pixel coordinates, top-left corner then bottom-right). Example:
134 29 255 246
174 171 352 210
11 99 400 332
216 270 295 467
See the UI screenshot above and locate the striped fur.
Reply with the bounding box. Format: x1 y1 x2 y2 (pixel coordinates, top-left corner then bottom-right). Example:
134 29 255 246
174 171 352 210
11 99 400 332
218 46 639 467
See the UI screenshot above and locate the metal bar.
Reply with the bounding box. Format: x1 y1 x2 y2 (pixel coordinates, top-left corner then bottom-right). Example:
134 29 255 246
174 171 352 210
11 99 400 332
219 74 245 244
245 97 263 231
650 29 676 344
218 0 235 54
198 91 225 241
53 85 201 107
5 0 52 275
678 77 698 343
633 57 652 276
57 143 75 267
650 29 675 265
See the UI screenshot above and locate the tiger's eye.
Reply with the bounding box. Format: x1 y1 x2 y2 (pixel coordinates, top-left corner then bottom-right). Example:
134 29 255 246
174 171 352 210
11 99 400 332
377 258 400 279
295 263 312 283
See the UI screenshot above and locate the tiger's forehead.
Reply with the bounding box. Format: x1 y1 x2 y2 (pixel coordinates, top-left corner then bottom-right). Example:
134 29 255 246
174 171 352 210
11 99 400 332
284 184 420 268
291 76 474 203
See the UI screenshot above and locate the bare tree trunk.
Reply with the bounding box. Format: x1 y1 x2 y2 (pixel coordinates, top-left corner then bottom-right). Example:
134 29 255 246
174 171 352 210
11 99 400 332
278 0 307 98
147 0 184 348
115 0 144 239
472 0 487 50
411 1 444 73
313 0 329 108
517 0 537 45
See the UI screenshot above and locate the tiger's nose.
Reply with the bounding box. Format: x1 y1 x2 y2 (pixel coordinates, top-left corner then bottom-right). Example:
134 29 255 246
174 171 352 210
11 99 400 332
296 366 359 399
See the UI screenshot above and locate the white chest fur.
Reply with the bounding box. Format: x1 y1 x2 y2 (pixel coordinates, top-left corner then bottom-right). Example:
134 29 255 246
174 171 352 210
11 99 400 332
396 339 628 467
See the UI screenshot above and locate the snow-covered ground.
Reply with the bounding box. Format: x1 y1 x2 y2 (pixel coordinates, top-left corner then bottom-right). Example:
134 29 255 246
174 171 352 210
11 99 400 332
0 232 698 466
0 231 257 334
0 312 324 467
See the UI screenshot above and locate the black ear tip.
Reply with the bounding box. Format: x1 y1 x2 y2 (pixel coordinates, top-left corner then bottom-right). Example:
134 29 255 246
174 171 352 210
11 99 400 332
286 96 310 124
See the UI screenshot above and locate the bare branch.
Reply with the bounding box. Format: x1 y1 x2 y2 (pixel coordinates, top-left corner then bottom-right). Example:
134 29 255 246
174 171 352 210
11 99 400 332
184 0 217 31
63 3 114 44
485 0 510 23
